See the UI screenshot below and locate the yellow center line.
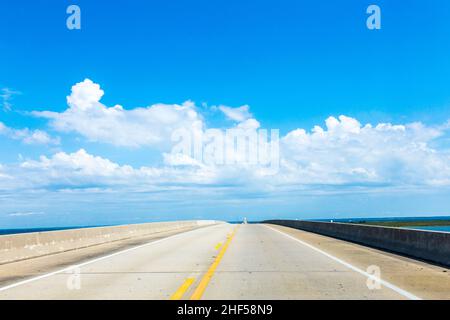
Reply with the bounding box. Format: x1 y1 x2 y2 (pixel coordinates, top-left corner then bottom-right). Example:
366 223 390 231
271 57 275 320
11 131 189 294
214 242 223 250
169 277 195 300
190 225 239 300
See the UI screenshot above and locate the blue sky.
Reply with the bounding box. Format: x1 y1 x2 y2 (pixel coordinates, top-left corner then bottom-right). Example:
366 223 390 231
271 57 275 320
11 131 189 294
1 0 450 227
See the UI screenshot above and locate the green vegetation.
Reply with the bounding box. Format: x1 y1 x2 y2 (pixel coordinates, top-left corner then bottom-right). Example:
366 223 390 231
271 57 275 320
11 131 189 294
354 220 450 228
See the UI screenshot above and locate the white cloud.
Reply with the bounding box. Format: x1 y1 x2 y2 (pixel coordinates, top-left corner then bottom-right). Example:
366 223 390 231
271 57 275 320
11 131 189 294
0 121 59 145
13 128 60 145
3 112 449 195
0 88 20 112
218 105 252 122
236 118 261 130
21 149 134 176
280 115 450 186
34 79 204 148
2 79 450 195
8 211 44 217
163 152 205 167
17 149 216 190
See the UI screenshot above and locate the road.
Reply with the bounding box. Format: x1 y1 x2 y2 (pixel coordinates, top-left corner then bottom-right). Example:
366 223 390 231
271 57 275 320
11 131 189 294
0 223 449 300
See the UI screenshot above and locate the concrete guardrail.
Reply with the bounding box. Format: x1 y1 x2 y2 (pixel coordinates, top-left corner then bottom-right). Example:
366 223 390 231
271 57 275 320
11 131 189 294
264 220 450 267
0 220 220 265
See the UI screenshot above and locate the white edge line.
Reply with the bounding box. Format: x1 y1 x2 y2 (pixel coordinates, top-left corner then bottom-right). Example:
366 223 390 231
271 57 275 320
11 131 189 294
265 225 422 300
0 224 221 293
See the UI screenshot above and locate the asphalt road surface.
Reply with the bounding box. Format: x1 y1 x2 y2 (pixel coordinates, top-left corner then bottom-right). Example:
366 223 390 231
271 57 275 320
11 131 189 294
0 223 449 300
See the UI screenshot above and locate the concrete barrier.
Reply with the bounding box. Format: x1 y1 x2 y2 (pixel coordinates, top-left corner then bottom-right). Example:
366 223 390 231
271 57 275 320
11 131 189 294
0 220 220 265
264 220 450 267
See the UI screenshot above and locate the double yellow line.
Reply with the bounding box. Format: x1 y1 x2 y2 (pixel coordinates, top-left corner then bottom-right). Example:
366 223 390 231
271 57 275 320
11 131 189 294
169 225 239 300
169 277 195 300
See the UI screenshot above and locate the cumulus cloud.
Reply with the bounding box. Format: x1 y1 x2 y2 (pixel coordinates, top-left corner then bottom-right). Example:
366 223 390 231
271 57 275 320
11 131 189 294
280 115 450 186
218 105 252 122
1 79 449 196
236 118 261 130
16 149 216 190
13 128 60 145
21 149 135 176
0 122 59 145
34 79 204 148
1 112 449 195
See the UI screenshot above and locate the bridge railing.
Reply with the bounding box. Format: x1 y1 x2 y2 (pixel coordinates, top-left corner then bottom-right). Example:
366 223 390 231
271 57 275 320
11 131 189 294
0 220 220 265
264 220 450 267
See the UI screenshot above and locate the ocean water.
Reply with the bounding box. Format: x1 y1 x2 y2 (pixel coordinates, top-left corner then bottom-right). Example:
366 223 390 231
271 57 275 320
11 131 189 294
1 217 450 235
0 226 104 236
404 226 450 233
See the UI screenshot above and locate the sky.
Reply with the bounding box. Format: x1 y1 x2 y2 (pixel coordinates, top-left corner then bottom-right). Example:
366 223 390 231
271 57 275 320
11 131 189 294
1 0 450 227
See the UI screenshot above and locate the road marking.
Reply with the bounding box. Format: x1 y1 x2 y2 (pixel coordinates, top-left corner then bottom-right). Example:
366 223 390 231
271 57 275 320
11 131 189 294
265 225 421 300
0 225 221 293
170 277 195 300
190 225 239 300
214 242 222 250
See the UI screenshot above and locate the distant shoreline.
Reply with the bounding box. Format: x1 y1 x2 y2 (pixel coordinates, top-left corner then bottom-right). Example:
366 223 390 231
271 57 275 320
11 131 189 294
312 216 450 233
353 220 450 228
2 216 450 236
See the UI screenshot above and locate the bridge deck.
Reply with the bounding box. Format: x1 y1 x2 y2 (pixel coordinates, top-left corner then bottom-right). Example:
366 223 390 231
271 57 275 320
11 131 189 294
0 223 448 299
